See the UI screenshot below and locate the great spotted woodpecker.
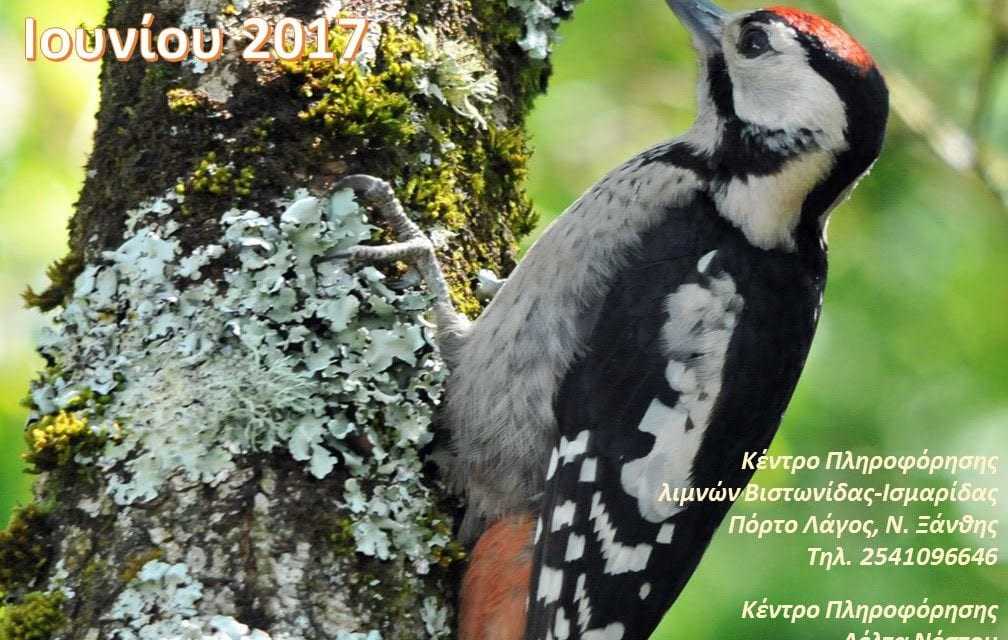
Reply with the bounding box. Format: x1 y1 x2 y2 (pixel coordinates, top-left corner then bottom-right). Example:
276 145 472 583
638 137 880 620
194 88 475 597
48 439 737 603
338 1 888 638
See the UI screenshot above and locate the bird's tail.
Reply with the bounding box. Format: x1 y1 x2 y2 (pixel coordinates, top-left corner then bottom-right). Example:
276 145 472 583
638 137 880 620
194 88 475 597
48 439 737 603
459 514 536 640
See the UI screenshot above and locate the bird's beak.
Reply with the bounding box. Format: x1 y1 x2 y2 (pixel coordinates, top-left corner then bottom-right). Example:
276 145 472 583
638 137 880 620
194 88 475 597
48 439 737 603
666 0 728 54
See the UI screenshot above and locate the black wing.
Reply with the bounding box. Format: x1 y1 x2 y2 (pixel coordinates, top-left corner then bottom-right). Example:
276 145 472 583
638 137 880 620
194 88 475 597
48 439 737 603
524 194 823 640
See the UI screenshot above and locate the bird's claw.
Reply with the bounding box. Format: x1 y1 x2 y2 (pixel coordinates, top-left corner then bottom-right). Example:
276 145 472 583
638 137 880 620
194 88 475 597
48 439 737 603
333 174 457 320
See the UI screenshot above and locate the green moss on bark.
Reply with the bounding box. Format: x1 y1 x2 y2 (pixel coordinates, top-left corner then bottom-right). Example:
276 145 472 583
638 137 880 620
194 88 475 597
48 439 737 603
0 593 66 640
0 507 54 596
21 253 84 313
166 88 207 115
470 0 555 116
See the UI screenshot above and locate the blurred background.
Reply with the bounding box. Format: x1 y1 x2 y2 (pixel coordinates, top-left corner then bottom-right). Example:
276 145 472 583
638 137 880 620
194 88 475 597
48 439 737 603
1 1 1005 638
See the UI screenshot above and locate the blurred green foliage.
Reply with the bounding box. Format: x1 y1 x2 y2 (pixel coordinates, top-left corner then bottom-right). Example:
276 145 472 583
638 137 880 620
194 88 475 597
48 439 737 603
0 0 106 522
0 1 1005 638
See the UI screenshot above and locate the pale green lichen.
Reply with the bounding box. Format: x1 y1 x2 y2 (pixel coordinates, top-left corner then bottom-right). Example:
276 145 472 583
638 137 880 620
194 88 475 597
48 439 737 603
507 0 582 59
415 27 499 128
420 596 451 639
30 186 451 578
109 560 270 640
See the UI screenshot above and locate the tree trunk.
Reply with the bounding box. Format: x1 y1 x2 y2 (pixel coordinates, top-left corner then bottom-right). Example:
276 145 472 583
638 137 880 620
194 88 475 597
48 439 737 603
4 1 575 637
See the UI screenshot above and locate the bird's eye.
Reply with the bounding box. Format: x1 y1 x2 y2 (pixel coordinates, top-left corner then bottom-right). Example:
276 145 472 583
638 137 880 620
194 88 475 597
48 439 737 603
739 26 771 58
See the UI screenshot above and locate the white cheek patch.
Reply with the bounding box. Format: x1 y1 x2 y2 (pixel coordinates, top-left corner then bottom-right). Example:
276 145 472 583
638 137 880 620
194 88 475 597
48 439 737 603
715 150 836 251
620 268 744 522
725 21 849 153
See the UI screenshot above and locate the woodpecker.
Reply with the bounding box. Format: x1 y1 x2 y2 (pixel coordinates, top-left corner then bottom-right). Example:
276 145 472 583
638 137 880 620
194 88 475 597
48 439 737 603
338 1 888 638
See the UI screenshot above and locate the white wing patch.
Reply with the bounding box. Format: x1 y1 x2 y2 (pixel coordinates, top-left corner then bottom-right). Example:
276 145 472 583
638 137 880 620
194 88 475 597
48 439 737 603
620 262 744 523
620 400 705 522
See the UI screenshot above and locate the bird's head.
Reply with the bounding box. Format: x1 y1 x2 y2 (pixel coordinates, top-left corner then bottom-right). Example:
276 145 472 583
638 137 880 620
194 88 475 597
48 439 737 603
667 0 889 251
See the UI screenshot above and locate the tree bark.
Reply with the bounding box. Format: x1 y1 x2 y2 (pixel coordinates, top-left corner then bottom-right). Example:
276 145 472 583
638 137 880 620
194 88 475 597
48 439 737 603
4 0 575 637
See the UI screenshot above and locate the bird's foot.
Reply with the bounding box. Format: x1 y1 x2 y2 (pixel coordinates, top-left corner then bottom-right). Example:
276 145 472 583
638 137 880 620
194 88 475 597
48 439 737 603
334 174 470 334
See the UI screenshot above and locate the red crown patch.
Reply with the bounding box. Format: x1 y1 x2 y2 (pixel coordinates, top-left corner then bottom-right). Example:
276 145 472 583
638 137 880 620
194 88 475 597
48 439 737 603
768 6 875 72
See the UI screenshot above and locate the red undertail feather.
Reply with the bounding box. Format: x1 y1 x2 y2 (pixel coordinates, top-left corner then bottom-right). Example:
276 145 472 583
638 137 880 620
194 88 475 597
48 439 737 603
459 515 536 640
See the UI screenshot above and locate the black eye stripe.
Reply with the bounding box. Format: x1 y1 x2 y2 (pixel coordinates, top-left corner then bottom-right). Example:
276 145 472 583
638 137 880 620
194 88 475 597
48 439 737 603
739 26 772 58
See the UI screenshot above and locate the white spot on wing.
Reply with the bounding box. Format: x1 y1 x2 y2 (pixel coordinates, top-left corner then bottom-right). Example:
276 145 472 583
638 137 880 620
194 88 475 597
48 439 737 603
546 447 559 480
573 574 626 639
657 522 676 544
559 431 589 464
621 401 705 522
639 583 651 600
554 608 571 640
536 565 564 604
589 492 653 574
575 574 592 632
565 534 586 561
552 501 576 531
579 458 597 483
